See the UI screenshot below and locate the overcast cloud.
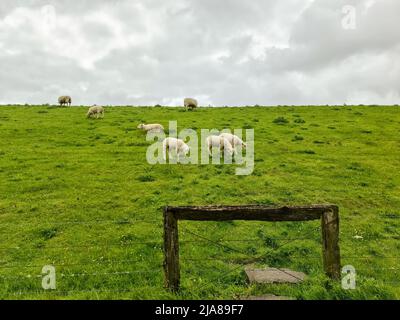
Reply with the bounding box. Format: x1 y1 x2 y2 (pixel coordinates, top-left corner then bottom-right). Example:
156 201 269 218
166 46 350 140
0 0 399 106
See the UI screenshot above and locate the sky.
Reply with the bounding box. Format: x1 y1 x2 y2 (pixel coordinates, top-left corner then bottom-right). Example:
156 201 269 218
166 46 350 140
0 0 399 106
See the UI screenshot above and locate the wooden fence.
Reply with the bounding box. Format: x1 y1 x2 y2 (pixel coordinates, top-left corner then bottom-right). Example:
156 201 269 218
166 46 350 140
163 204 341 291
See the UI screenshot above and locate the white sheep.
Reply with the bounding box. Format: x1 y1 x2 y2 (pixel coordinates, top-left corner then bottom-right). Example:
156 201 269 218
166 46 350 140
219 132 247 149
162 137 190 161
184 98 198 110
87 105 104 118
137 123 164 133
58 96 71 107
206 135 236 157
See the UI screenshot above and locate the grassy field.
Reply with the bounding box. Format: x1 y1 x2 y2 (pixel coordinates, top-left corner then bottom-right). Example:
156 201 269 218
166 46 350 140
0 105 399 300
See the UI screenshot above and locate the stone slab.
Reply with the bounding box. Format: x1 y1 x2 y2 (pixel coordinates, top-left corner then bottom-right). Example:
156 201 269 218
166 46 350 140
245 267 306 284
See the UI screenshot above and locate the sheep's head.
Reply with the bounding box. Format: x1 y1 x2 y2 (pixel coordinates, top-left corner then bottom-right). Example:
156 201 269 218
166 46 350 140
137 124 144 129
182 144 190 155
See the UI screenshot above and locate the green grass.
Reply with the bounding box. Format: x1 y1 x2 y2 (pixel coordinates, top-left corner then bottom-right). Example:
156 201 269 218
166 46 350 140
0 105 399 300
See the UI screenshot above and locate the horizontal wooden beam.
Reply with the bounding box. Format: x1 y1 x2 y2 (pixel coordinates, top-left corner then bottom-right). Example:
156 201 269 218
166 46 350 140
166 204 338 222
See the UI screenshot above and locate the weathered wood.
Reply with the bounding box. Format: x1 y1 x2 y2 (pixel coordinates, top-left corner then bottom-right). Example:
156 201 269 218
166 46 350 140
321 206 341 280
163 208 180 291
167 205 337 221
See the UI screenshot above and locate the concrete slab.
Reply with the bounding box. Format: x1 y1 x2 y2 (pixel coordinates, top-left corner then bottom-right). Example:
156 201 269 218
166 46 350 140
245 267 306 284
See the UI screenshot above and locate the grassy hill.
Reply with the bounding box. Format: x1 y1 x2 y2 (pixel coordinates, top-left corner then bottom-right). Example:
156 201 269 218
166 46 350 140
0 105 399 299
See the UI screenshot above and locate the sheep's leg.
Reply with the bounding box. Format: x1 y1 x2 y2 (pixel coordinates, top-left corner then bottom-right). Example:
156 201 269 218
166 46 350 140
177 147 181 162
169 146 175 161
220 143 225 156
208 144 212 156
162 143 167 161
209 144 219 157
177 146 186 162
169 147 176 158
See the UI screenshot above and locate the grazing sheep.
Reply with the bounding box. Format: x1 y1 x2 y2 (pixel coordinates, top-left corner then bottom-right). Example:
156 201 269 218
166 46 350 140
137 123 164 132
162 137 190 161
87 105 105 119
219 132 247 149
206 135 236 157
58 96 71 107
184 98 198 110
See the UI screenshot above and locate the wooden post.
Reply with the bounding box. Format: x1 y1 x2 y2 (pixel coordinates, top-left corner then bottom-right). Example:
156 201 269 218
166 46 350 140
321 206 341 280
163 207 180 291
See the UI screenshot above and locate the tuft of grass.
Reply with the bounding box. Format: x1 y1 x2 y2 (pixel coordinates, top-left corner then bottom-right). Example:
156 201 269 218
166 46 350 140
36 228 58 240
137 174 156 182
292 135 304 141
296 150 316 154
273 117 289 125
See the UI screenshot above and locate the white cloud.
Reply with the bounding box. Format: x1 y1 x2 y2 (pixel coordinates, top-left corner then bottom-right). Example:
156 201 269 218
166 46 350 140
0 0 399 105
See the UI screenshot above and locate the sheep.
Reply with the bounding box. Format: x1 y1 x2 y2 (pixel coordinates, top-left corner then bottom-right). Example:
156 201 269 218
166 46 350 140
137 123 164 133
162 137 190 161
219 132 247 150
184 98 198 110
87 105 105 119
206 135 236 157
58 96 71 107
